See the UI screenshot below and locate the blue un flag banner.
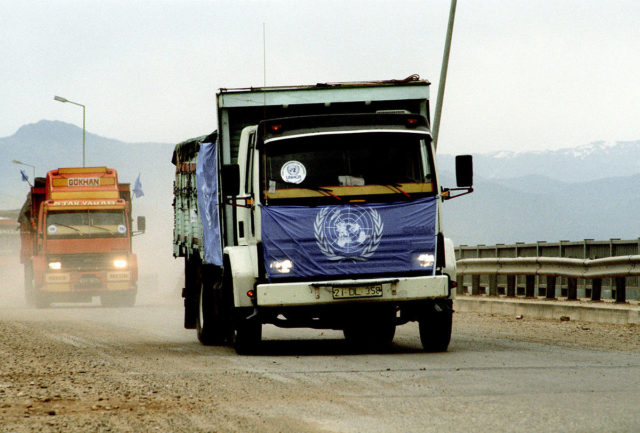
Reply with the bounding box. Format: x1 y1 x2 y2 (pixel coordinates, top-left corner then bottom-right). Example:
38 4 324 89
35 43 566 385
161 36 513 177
261 196 438 281
196 140 223 267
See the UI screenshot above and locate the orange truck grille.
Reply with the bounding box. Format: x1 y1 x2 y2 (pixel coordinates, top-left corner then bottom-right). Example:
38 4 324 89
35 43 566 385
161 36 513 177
54 254 117 270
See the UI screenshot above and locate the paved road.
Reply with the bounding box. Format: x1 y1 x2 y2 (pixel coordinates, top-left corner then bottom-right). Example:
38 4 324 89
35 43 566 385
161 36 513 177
0 286 638 433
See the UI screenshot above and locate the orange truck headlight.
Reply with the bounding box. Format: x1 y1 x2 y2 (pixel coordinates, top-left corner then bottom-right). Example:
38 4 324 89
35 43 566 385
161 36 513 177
48 261 62 270
113 259 128 269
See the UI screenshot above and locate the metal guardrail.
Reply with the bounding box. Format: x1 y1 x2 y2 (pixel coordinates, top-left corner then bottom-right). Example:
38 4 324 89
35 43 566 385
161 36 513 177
456 239 640 261
456 256 640 303
457 256 640 278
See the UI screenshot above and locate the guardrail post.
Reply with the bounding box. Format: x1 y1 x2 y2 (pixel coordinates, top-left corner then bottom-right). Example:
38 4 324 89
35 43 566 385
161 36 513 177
615 277 626 303
546 276 556 299
489 275 498 297
591 278 602 302
456 275 465 295
516 277 525 296
506 275 516 297
471 275 480 295
525 275 535 298
567 278 578 300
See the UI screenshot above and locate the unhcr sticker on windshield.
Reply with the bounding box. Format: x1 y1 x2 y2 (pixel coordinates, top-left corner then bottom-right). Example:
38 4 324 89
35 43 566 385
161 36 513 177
68 177 100 187
280 161 306 184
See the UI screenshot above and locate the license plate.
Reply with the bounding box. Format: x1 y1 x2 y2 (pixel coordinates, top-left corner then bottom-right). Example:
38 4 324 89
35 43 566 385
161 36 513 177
332 285 383 299
75 277 102 288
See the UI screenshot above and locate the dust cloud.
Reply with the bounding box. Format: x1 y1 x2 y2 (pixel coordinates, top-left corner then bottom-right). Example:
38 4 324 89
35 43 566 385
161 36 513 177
0 253 25 308
132 200 184 307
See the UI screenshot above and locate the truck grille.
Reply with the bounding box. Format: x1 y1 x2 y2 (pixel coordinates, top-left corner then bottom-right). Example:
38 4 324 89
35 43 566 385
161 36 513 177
53 254 116 270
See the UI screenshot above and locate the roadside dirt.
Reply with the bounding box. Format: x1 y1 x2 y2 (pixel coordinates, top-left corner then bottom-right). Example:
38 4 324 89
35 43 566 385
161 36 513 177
0 311 637 433
0 320 325 433
453 311 639 352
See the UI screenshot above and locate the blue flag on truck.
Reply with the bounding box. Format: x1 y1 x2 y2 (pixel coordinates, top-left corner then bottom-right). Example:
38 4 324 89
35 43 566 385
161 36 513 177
196 139 223 267
133 173 144 198
261 196 438 281
20 169 29 183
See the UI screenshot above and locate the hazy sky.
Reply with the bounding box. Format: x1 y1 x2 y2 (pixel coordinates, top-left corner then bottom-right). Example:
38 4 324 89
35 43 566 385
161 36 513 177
2 0 639 155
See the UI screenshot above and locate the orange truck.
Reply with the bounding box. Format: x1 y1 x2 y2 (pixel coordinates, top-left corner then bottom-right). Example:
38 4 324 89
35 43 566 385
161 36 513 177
19 167 145 308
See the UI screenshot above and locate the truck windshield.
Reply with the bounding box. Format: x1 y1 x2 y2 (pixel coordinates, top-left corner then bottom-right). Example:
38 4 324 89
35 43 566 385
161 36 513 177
46 210 127 238
263 131 434 201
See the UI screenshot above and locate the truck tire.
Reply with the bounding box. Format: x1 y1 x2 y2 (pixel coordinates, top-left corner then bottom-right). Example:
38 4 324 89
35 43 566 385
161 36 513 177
121 290 137 307
196 265 232 345
24 264 35 307
233 316 262 355
100 290 137 307
343 305 396 351
183 255 200 329
418 303 453 352
34 290 50 309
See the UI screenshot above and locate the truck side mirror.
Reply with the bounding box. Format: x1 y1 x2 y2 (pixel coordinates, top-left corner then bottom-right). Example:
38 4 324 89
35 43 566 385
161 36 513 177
222 164 240 196
455 155 473 187
137 216 146 233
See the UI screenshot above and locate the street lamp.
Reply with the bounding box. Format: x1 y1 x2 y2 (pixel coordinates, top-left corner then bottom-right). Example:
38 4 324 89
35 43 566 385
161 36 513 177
12 159 36 182
54 95 86 167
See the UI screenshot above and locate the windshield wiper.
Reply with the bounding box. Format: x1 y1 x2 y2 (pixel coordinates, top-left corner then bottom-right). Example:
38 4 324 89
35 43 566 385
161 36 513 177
373 183 411 198
50 223 82 234
89 224 114 233
304 186 342 201
270 180 342 201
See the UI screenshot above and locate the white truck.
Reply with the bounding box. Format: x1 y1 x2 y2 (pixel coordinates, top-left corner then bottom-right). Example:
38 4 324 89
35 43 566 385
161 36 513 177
172 77 473 353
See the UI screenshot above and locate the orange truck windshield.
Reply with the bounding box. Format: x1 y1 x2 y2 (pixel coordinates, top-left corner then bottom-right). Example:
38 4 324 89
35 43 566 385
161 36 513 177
45 209 127 238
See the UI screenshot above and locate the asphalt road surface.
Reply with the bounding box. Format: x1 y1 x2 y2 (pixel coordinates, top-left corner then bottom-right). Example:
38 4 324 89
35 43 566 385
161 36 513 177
0 285 638 433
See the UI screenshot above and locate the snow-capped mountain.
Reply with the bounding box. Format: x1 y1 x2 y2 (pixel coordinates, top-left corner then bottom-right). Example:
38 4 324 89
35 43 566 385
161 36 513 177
439 140 640 183
437 140 640 244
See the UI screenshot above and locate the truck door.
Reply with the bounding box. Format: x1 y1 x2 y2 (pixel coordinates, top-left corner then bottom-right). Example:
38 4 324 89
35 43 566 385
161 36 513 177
236 128 256 246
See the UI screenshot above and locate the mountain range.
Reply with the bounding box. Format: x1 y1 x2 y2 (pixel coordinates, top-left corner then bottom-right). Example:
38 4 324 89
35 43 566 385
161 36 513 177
0 120 188 291
0 120 178 209
2 120 639 247
438 140 640 245
438 140 640 184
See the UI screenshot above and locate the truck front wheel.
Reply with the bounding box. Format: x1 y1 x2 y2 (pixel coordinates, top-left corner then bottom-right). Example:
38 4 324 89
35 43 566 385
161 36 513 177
233 316 261 355
418 303 453 352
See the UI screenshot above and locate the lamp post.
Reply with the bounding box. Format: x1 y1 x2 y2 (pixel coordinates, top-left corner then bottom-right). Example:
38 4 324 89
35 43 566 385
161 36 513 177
54 95 86 167
432 0 457 151
12 159 36 182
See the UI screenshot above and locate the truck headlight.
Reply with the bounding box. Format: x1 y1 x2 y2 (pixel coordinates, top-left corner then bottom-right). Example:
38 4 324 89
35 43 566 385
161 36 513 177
270 259 293 274
48 261 62 270
113 259 128 269
417 253 435 268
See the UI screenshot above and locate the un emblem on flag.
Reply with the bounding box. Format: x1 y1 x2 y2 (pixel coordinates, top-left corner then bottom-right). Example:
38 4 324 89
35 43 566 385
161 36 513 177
314 206 383 261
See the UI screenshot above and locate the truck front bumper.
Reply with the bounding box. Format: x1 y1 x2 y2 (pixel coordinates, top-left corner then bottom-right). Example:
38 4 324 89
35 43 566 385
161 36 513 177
256 275 450 307
42 270 136 293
